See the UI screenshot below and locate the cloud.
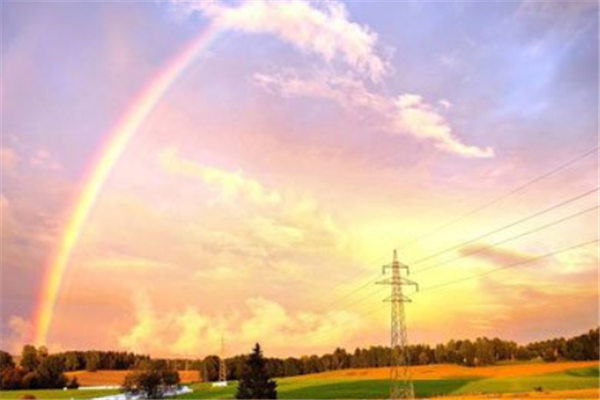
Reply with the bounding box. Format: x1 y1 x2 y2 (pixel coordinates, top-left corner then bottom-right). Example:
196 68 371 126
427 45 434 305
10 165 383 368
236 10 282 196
471 274 599 340
157 147 345 252
159 147 282 206
393 94 494 158
169 0 388 81
169 0 492 158
87 255 173 270
1 316 34 353
458 243 537 266
118 291 168 354
517 0 598 23
117 292 364 357
255 70 494 158
1 146 19 173
29 149 62 171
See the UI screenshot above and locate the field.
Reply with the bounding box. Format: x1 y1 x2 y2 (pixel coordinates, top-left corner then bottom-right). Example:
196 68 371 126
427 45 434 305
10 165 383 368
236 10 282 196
0 388 119 400
64 370 200 386
0 370 199 400
175 362 599 399
1 362 597 399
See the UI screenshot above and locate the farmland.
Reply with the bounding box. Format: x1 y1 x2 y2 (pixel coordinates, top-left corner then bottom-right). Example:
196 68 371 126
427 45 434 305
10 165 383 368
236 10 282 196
64 370 200 386
0 362 597 399
176 362 599 399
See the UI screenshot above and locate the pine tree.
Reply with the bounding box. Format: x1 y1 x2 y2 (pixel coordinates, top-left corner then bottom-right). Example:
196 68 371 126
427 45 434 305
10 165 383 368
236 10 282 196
235 343 277 399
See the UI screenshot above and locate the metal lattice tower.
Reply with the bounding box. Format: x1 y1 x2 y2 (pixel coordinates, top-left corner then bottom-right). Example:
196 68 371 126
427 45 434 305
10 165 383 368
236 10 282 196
377 250 418 399
219 335 227 383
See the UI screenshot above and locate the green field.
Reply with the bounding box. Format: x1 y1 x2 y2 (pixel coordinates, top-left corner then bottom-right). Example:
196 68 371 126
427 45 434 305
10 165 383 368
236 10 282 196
175 366 600 399
0 366 597 399
0 389 119 400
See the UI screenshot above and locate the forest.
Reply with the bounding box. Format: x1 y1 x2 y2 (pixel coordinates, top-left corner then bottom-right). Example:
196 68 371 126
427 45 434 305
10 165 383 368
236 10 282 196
1 328 598 389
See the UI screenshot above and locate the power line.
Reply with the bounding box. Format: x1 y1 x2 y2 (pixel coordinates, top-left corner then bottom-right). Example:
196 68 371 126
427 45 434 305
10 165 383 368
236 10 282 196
409 187 598 266
316 186 597 321
419 238 600 293
377 250 417 399
312 151 598 326
413 204 599 276
400 147 598 249
318 147 598 315
306 238 599 341
321 202 598 323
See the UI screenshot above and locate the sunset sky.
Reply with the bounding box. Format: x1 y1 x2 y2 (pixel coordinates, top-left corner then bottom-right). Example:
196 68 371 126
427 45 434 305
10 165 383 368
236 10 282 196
1 0 598 358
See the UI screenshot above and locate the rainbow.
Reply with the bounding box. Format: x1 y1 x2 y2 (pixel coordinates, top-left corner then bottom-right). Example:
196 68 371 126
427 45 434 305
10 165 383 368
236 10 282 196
33 24 222 346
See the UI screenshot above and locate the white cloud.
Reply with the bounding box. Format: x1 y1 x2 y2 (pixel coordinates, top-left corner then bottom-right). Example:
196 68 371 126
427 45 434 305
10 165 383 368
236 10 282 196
256 71 494 158
1 146 19 173
88 255 173 270
169 0 388 81
30 149 62 171
168 0 492 159
159 147 282 206
393 94 494 158
117 293 364 357
157 147 345 251
1 316 34 353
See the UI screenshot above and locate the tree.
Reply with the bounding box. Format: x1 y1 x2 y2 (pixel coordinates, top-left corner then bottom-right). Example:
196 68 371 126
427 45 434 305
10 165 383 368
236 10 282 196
201 355 220 382
236 343 277 399
21 345 39 373
122 360 180 399
65 352 81 371
0 366 23 390
36 355 68 388
67 376 80 389
37 346 49 360
85 351 100 372
21 371 40 389
0 350 15 373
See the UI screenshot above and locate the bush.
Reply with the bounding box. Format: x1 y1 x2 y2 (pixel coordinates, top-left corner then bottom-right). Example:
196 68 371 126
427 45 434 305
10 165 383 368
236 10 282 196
67 376 80 389
1 366 24 390
122 360 180 399
21 372 40 389
36 356 67 388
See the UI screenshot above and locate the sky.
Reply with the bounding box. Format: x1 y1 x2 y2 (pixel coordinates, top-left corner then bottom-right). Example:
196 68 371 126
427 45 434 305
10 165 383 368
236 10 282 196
1 0 598 358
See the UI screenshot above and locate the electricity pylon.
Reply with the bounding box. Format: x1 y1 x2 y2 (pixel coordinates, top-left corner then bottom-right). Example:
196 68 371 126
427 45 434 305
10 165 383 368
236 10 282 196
377 250 418 399
219 335 227 383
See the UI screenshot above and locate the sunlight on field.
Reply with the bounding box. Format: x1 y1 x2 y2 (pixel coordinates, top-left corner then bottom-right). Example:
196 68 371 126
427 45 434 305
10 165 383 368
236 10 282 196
0 388 119 400
435 388 600 399
174 363 599 399
307 361 600 380
64 369 200 386
1 363 597 399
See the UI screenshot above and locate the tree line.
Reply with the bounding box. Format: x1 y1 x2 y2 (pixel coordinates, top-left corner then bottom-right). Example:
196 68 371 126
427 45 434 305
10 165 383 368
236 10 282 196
200 328 599 381
1 327 597 389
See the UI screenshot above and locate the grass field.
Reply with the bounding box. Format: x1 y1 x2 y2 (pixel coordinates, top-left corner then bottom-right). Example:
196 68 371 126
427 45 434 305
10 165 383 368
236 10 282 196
1 362 597 399
0 388 119 400
174 364 600 399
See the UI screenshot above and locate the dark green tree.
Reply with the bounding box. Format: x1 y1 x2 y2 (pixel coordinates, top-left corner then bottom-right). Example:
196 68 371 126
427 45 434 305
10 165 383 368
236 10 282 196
0 350 15 373
0 366 24 390
122 360 180 399
21 345 39 373
36 355 68 388
236 343 277 399
85 351 100 372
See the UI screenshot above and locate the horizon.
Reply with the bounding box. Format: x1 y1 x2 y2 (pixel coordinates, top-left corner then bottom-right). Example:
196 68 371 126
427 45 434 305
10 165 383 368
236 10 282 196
5 326 600 360
1 0 599 360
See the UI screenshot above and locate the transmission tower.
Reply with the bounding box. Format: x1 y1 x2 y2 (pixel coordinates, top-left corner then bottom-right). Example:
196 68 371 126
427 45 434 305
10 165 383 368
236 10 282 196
377 250 418 399
219 335 227 383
